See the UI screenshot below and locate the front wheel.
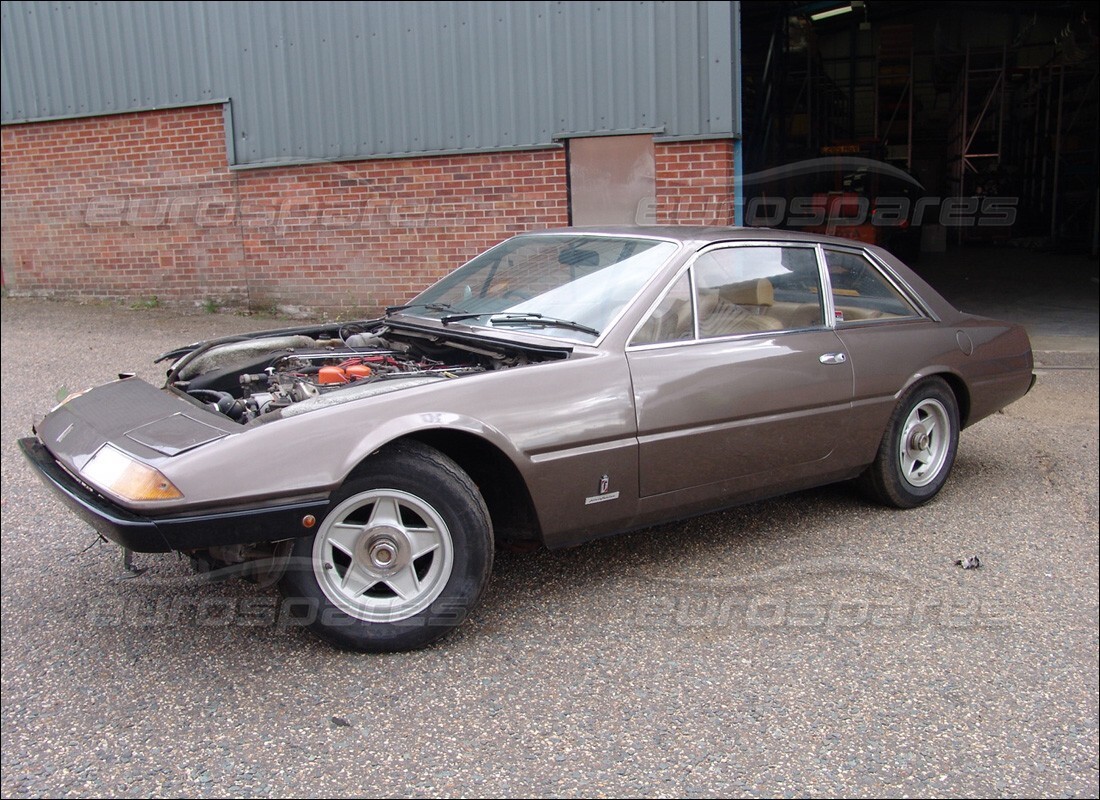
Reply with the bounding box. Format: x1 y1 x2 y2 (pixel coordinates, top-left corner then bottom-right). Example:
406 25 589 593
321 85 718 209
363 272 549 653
280 441 493 652
858 377 960 508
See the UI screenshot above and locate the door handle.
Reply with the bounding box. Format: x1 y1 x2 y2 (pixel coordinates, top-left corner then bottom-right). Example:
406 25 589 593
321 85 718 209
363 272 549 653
819 352 847 365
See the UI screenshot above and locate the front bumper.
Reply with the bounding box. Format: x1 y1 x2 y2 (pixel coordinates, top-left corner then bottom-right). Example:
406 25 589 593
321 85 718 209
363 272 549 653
19 437 328 553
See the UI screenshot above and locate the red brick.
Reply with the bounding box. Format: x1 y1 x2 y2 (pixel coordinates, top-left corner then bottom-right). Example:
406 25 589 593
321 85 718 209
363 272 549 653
3 107 735 312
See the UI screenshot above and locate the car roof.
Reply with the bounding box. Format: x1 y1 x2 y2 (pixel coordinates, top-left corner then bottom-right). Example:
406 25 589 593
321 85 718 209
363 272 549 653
529 225 874 250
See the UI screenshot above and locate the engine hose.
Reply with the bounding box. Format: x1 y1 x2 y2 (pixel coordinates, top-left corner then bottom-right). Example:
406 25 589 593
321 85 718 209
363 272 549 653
188 389 246 421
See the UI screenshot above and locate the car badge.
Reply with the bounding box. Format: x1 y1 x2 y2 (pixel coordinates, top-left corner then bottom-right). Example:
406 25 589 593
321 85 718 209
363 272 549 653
586 475 619 506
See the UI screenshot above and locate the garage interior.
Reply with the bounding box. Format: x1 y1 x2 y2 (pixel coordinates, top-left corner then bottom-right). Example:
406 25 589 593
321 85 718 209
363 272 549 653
739 1 1098 348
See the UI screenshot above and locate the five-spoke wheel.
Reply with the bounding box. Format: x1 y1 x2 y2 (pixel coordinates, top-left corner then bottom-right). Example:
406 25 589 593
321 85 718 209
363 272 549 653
859 377 960 508
281 441 493 652
898 397 952 488
313 489 455 624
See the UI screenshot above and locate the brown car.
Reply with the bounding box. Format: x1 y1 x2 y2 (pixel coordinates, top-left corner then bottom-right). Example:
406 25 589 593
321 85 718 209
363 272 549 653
20 227 1035 651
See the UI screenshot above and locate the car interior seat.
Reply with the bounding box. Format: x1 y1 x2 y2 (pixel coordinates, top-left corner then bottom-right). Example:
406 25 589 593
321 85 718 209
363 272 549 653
698 279 784 336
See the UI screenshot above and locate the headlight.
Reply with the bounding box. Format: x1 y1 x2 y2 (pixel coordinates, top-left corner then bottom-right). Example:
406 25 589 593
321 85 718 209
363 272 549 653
82 445 183 501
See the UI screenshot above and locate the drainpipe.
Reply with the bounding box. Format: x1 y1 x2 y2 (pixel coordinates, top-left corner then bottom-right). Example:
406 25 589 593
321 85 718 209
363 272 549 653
733 2 745 226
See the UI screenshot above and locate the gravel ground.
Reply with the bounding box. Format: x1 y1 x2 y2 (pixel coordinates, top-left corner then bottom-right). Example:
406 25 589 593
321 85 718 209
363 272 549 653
1 297 1097 798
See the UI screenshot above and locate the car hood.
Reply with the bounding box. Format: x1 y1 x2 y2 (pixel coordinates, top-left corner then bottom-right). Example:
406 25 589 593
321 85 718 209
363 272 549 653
36 378 239 477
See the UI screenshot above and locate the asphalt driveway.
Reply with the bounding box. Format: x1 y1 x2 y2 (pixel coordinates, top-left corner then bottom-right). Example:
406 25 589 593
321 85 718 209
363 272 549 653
1 298 1096 798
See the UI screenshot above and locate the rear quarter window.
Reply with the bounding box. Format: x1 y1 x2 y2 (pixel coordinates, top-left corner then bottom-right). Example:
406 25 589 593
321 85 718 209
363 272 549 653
825 249 919 323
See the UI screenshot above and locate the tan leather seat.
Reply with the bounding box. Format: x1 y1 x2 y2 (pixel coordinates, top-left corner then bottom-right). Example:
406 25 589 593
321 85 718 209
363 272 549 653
722 278 775 308
698 290 783 338
634 297 693 344
771 301 825 329
698 279 784 336
661 297 694 340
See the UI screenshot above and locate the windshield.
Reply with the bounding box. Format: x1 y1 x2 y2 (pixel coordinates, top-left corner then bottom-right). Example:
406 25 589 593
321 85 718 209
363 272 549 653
400 234 678 341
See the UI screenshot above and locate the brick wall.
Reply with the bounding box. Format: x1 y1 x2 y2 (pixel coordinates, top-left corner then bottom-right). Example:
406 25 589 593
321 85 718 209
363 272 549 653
2 104 735 314
654 140 736 226
1 107 247 306
233 152 568 313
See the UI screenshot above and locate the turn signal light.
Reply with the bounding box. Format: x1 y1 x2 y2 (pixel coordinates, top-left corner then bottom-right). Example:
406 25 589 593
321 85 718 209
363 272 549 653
82 445 183 502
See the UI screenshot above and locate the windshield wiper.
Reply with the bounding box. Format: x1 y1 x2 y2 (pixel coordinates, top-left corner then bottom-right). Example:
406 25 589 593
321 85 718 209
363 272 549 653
384 302 460 316
439 312 486 325
488 313 600 337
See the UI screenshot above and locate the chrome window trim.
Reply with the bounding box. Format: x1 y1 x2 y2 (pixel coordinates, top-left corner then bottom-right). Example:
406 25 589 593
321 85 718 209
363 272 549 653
863 247 941 322
628 324 834 353
820 244 936 325
625 262 696 349
626 240 830 351
813 244 837 329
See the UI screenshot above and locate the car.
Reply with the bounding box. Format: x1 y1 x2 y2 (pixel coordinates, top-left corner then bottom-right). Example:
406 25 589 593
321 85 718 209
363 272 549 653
20 226 1035 652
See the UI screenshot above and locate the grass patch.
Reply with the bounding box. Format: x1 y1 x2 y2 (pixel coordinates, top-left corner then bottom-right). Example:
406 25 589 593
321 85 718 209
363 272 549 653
130 295 160 310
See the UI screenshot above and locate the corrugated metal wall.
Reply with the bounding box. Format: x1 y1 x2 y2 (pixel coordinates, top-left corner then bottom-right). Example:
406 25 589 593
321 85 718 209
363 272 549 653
1 1 740 167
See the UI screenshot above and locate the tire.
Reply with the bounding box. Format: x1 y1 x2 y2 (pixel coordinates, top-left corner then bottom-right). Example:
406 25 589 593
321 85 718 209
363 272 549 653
858 377 960 509
280 440 493 652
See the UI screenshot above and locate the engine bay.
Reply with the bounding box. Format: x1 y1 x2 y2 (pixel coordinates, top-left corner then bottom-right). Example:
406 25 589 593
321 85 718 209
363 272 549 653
166 321 567 424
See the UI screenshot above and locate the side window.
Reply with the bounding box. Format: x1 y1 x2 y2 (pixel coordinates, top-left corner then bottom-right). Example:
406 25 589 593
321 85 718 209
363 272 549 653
632 272 694 345
693 246 825 338
825 250 919 323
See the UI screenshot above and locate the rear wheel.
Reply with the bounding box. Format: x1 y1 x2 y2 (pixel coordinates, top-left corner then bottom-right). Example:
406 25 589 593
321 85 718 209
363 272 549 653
280 440 493 652
859 377 960 508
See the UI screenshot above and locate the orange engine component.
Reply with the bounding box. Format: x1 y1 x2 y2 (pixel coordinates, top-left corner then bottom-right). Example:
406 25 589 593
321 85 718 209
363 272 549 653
318 364 373 384
318 366 348 384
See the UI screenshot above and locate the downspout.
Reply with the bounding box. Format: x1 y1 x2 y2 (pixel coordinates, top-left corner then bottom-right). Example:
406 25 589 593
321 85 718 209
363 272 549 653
733 1 745 226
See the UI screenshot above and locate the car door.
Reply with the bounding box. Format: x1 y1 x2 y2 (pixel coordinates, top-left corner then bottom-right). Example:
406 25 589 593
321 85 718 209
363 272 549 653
821 245 945 462
626 242 854 498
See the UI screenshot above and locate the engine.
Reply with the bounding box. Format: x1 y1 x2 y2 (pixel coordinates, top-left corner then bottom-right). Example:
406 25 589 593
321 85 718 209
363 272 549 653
232 351 482 422
169 324 555 424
